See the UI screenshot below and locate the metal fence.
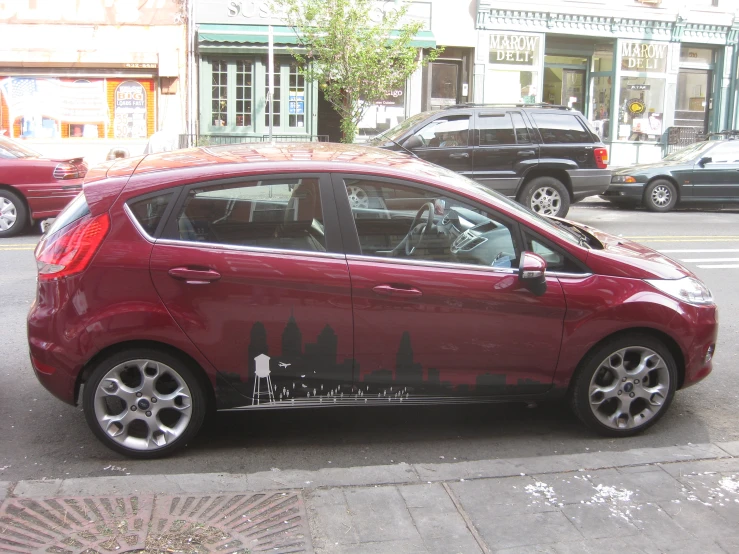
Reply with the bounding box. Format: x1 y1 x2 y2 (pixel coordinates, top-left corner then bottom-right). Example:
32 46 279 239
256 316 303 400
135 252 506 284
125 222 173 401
663 126 703 157
178 134 330 148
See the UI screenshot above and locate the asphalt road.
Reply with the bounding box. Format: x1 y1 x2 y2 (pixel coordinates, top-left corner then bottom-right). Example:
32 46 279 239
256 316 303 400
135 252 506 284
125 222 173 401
1 202 737 482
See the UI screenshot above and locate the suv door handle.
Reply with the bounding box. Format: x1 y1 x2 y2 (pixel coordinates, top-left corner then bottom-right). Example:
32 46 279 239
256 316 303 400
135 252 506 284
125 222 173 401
372 285 423 298
449 153 470 159
517 150 536 156
168 267 221 284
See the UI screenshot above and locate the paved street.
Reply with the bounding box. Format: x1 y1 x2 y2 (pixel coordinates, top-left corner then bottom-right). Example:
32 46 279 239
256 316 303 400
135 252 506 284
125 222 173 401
0 202 737 486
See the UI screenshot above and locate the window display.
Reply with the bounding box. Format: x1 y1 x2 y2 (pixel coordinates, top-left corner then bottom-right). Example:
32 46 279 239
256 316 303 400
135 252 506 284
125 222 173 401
485 70 538 104
618 77 665 142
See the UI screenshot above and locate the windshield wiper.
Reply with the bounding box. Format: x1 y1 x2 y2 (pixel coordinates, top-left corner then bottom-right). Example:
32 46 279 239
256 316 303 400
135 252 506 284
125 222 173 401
551 219 592 248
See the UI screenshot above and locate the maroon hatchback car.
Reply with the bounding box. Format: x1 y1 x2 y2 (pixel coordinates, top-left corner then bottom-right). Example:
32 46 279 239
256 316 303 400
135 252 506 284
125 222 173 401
0 136 87 237
27 143 718 458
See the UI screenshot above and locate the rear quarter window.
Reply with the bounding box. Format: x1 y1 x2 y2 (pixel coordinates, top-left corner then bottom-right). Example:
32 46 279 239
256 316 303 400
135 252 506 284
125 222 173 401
128 192 175 237
532 113 594 144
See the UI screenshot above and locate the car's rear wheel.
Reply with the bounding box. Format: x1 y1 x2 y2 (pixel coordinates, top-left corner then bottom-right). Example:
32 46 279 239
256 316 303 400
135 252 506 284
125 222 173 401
83 348 206 458
644 179 677 212
0 189 28 238
518 177 570 218
570 334 677 437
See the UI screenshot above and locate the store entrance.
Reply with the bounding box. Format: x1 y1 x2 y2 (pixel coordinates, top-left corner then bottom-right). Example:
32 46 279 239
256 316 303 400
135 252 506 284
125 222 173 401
543 56 588 111
676 69 712 134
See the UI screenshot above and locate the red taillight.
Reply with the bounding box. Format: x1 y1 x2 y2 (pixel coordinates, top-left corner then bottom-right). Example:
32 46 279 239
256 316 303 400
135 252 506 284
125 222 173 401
36 213 110 280
594 147 609 169
53 162 82 180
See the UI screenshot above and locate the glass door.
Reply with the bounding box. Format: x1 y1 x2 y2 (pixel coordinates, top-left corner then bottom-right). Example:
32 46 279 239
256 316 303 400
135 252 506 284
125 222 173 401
676 69 712 134
561 69 586 112
429 62 460 109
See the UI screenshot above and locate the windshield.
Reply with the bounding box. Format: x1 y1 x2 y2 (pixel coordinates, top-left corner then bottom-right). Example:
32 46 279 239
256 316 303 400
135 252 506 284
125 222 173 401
0 136 41 159
365 111 436 147
663 141 714 162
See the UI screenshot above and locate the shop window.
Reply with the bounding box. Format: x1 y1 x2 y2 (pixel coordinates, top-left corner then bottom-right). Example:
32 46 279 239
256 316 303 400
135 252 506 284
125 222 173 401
266 61 282 128
485 70 538 104
592 46 613 73
478 114 515 146
288 62 306 128
680 47 714 66
531 113 593 144
266 59 306 130
212 60 228 127
617 77 665 142
235 61 253 128
590 76 612 141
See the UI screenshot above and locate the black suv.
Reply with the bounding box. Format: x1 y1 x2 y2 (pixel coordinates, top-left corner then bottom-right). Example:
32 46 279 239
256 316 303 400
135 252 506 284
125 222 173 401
367 104 611 218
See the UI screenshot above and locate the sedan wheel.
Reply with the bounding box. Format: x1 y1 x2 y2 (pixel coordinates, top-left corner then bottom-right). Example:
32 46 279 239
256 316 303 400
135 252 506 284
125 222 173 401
570 335 677 437
644 180 677 212
83 349 206 458
0 190 28 238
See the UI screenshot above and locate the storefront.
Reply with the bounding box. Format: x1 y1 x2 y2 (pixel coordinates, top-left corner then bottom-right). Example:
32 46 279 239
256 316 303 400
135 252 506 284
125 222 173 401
475 1 739 166
0 1 186 163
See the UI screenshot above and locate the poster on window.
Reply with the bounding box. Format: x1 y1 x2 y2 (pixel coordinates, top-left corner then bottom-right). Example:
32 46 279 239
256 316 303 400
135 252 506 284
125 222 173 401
289 90 305 115
114 81 147 138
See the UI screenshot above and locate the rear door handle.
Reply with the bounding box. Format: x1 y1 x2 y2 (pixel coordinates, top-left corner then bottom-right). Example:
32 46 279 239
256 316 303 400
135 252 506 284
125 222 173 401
372 285 423 298
518 150 536 156
449 153 470 159
168 267 221 284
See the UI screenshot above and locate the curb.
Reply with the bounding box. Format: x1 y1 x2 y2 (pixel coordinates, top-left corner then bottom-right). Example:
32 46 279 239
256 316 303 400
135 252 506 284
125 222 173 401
5 441 739 499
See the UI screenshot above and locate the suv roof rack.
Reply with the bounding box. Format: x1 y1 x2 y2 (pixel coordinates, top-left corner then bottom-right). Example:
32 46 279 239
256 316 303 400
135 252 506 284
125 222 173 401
447 103 572 110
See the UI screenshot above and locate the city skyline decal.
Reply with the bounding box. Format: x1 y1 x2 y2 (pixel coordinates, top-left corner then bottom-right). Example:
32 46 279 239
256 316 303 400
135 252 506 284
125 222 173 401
215 310 546 410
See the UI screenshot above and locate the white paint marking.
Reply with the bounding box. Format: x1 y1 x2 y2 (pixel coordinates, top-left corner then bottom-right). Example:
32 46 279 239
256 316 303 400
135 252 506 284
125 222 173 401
680 258 739 262
697 264 739 269
660 249 739 253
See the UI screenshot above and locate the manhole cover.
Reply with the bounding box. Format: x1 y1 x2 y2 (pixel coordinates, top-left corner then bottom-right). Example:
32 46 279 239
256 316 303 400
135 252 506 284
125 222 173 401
0 492 312 553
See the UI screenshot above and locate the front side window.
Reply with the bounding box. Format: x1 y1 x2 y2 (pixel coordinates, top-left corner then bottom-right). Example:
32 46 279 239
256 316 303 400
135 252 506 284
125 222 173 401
525 233 583 273
344 178 519 268
532 113 593 144
706 142 739 163
172 178 325 252
410 115 471 148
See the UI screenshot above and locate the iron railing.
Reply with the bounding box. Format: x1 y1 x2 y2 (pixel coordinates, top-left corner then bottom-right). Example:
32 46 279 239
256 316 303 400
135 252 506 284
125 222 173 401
178 134 330 148
663 126 704 156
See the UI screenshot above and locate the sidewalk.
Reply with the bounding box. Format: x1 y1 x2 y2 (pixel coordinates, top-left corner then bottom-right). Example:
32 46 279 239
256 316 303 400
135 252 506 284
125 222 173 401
2 442 738 553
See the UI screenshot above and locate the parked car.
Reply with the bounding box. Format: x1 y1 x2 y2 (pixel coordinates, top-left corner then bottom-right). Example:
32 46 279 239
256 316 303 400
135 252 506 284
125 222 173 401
28 143 716 458
0 135 87 237
603 137 739 212
366 104 611 218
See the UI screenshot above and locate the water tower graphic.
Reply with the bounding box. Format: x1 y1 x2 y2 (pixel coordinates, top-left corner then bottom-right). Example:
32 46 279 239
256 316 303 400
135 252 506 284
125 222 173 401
252 353 275 405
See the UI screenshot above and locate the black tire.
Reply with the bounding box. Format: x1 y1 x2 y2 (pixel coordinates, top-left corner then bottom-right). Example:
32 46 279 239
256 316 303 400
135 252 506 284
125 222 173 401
570 333 678 437
0 189 29 238
82 348 207 459
518 177 571 218
644 179 677 212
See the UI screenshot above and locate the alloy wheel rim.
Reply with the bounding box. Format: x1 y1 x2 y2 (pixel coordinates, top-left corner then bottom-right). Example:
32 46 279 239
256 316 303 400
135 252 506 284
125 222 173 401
0 198 18 231
347 186 369 209
588 346 670 430
530 187 561 216
651 185 672 207
93 359 193 451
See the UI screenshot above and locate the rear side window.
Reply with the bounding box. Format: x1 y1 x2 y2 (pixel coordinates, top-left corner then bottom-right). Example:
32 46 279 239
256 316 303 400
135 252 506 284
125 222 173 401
532 113 593 144
511 113 532 144
128 193 174 236
45 192 90 235
478 113 515 146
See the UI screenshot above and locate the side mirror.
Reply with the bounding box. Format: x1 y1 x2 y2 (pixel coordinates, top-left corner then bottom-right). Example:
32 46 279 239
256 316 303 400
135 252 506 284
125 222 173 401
698 156 712 167
403 135 423 150
519 252 547 296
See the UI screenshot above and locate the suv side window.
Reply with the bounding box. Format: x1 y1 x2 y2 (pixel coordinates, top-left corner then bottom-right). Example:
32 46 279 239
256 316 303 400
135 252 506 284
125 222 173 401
532 113 593 144
511 112 532 144
169 178 326 252
478 113 515 146
411 115 471 148
343 178 519 268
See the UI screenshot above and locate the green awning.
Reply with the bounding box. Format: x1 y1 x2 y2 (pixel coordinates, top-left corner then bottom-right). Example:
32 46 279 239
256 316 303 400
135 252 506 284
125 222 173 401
198 24 436 48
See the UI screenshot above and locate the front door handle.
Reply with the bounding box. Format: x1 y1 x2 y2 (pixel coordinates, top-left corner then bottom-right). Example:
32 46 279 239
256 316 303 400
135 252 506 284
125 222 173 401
518 150 536 156
372 285 423 298
168 267 221 284
449 153 470 159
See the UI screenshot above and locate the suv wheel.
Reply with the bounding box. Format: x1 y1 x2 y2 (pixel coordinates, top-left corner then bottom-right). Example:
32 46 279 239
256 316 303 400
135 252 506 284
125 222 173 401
0 189 28 238
83 348 207 458
644 179 677 212
570 334 677 437
519 177 570 218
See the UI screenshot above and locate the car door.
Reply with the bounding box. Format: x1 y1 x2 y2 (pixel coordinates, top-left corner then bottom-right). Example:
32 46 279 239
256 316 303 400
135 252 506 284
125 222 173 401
149 174 355 409
690 142 739 200
404 112 474 176
332 174 567 401
473 111 539 196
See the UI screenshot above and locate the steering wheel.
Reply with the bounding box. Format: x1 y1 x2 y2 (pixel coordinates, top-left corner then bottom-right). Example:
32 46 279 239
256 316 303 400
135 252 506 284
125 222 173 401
404 202 435 256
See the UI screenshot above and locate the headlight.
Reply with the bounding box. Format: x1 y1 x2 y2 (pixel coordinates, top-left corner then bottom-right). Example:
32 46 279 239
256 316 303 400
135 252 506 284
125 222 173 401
645 277 714 305
611 175 637 184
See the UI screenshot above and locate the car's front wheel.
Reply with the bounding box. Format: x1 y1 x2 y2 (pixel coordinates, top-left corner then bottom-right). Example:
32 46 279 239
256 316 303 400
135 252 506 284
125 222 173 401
518 177 570 218
570 334 677 437
83 348 207 458
644 179 677 212
0 189 28 238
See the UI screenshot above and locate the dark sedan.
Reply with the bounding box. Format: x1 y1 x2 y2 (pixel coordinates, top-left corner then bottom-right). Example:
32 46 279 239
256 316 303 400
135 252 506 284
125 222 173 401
602 139 739 212
0 135 87 237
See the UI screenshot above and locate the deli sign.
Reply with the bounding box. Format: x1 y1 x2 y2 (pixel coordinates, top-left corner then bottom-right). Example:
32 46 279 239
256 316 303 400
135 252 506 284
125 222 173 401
621 42 667 72
489 34 539 66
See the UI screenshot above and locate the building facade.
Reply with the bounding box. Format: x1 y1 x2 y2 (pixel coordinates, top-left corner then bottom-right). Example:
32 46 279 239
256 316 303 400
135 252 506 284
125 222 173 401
475 0 739 165
0 0 187 163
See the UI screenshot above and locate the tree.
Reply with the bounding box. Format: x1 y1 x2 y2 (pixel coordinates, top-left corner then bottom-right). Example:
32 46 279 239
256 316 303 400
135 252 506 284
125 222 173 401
272 0 442 143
